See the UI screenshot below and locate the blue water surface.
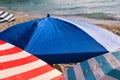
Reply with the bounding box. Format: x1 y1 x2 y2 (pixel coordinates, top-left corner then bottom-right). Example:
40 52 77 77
0 0 120 20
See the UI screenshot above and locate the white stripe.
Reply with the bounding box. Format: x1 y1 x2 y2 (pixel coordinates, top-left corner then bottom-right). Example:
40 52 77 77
30 69 62 80
4 14 14 21
63 71 68 80
104 53 120 69
0 16 15 22
0 12 9 18
59 18 120 51
88 58 105 79
0 51 31 62
0 60 47 79
0 43 15 50
100 76 117 80
0 19 6 22
8 16 15 22
73 64 85 80
0 11 3 14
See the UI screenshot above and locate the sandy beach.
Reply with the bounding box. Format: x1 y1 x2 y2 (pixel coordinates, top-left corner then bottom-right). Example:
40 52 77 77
0 14 120 33
0 14 120 72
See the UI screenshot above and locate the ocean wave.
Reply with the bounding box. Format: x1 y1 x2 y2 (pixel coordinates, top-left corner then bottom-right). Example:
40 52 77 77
52 13 120 21
107 14 120 20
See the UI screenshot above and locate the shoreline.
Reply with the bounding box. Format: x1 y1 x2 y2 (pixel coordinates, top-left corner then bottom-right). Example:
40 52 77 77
0 8 120 24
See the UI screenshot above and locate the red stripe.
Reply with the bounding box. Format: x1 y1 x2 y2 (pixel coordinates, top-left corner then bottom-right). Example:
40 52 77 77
0 47 23 56
2 65 54 80
0 55 38 70
51 75 63 80
0 40 6 45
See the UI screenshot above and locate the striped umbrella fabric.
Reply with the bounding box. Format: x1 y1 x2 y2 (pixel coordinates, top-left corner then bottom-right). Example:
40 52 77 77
0 11 15 23
0 40 62 80
63 51 120 80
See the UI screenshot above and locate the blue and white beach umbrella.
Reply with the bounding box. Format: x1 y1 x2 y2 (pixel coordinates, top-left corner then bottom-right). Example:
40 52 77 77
0 14 120 64
63 50 120 80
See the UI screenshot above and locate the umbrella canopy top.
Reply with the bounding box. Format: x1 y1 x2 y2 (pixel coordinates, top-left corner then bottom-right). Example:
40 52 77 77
0 15 108 53
25 15 108 54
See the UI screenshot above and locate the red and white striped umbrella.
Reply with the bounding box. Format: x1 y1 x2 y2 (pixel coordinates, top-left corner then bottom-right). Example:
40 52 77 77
0 40 63 80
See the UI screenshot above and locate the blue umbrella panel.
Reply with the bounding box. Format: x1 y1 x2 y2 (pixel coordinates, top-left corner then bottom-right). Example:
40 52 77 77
0 15 120 64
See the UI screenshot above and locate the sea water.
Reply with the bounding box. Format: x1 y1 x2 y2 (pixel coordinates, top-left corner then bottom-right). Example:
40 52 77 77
0 0 120 20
